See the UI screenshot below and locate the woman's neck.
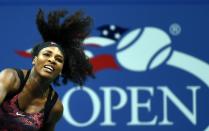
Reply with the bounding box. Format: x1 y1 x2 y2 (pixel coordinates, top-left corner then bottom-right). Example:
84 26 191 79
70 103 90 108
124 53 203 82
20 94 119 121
17 68 52 112
23 68 51 98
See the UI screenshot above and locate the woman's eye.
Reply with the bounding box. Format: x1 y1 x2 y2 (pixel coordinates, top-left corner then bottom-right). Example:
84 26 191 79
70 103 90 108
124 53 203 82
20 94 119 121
56 58 63 63
43 53 50 56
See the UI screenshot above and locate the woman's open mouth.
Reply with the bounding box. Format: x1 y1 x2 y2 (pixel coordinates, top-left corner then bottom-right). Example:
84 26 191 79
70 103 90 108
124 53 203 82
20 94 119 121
43 65 55 73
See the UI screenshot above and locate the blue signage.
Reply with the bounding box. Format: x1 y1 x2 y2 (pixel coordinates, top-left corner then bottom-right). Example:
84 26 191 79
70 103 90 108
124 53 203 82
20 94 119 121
0 1 209 131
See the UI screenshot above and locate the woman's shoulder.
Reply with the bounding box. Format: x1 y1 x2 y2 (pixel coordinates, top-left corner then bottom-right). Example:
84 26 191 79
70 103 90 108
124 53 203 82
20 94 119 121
49 88 63 114
0 68 27 93
0 68 17 74
0 68 28 77
51 98 63 118
46 97 63 125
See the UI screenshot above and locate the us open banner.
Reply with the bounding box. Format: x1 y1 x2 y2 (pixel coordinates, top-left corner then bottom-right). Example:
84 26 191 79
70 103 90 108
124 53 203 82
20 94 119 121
0 0 209 131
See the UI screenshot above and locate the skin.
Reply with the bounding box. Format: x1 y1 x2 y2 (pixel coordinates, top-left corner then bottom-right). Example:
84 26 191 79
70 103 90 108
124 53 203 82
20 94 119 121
0 46 64 131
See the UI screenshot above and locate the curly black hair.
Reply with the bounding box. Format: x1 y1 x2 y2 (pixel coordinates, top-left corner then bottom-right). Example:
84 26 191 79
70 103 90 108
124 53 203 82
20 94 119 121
34 8 94 86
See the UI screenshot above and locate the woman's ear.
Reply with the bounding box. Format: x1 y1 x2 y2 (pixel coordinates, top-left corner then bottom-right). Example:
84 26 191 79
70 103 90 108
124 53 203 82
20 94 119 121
32 56 37 65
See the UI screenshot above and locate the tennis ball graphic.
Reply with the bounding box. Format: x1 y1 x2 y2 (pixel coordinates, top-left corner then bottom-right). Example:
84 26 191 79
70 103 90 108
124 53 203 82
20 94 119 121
116 27 172 72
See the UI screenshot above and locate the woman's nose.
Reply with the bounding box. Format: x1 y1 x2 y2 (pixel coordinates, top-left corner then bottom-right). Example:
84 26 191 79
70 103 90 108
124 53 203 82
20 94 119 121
48 57 56 64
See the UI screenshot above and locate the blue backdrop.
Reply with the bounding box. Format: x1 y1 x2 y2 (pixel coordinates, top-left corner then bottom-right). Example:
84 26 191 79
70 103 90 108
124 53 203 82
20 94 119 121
0 0 209 131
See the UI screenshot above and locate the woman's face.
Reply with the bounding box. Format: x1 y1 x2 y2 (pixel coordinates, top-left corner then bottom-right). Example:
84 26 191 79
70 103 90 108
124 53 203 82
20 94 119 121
32 46 64 80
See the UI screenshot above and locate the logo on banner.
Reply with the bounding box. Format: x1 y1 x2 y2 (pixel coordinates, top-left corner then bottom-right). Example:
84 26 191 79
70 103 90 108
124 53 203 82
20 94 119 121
82 24 209 87
16 24 209 130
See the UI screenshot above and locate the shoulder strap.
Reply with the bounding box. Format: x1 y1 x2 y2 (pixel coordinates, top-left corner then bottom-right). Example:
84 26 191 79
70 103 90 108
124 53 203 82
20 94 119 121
16 69 30 92
23 70 30 86
13 68 24 89
43 86 58 123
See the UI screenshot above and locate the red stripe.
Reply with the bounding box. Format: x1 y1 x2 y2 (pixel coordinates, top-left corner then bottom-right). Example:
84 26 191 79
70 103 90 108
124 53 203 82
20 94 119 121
90 54 120 72
15 50 32 58
16 50 120 72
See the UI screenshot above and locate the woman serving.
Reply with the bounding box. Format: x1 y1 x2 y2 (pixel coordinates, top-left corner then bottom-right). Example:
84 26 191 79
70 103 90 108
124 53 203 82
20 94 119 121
0 9 94 131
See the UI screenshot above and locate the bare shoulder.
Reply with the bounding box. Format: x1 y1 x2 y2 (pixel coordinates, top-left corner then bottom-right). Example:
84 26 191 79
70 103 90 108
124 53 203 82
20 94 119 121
0 68 20 93
47 98 63 124
52 98 63 116
43 98 63 130
0 68 17 78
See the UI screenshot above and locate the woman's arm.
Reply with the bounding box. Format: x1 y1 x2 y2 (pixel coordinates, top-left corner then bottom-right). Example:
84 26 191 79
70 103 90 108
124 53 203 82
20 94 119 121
42 99 63 131
0 68 20 104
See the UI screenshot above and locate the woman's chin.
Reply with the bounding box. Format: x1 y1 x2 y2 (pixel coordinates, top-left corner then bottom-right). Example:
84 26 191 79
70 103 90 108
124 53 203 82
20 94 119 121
40 70 57 80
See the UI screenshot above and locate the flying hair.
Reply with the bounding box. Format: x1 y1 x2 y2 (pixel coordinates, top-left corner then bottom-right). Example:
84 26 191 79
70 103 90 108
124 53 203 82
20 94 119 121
34 8 95 86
